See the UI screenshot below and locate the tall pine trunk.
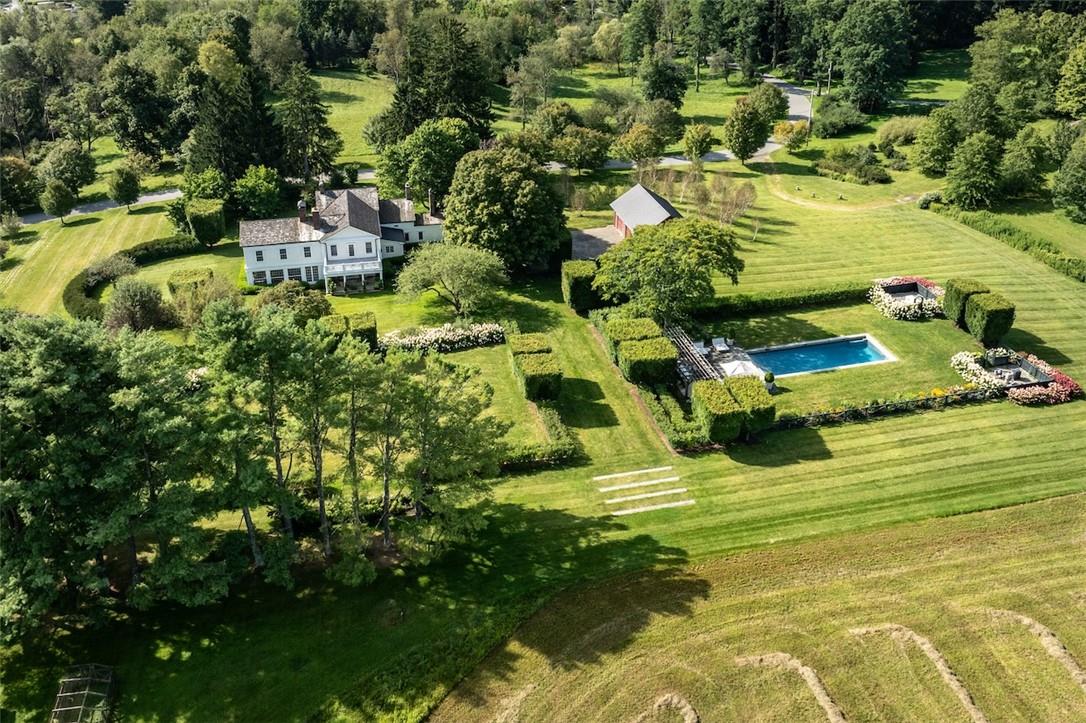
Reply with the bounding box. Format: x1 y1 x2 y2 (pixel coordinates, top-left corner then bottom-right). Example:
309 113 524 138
266 381 294 539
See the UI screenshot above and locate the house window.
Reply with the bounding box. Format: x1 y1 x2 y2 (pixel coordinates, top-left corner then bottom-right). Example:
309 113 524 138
348 244 355 256
304 246 312 258
418 231 423 241
330 245 337 256
279 248 288 260
255 250 264 262
287 267 302 281
304 265 318 283
385 245 394 253
270 269 284 284
252 271 268 285
365 241 372 254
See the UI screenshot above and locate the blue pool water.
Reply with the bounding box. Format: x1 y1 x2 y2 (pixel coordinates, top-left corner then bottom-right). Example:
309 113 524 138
748 335 891 376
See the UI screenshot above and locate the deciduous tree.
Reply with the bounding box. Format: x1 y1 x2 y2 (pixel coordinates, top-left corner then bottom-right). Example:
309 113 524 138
377 117 478 209
1056 39 1086 119
831 0 911 112
108 164 141 211
1054 139 1086 223
722 96 769 165
38 179 76 224
945 131 1002 210
395 242 508 315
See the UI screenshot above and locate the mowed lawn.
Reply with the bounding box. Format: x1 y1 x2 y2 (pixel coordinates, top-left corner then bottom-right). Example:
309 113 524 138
433 494 1086 722
701 302 976 414
0 203 173 317
313 68 393 168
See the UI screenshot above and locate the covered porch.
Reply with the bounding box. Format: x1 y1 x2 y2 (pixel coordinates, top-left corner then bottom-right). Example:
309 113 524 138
324 260 383 295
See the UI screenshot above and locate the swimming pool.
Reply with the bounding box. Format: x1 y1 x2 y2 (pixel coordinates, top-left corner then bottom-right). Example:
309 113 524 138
747 334 896 377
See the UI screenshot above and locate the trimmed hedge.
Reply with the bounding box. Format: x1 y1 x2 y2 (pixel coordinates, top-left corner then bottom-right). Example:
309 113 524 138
321 312 378 349
500 404 581 471
62 234 204 320
560 260 601 313
167 267 213 295
692 281 870 318
62 270 104 320
511 350 562 400
965 292 1016 346
185 199 225 246
507 332 552 356
616 336 678 385
943 278 989 327
637 386 710 450
934 207 1086 283
346 312 377 349
602 317 662 359
691 380 744 444
728 375 776 437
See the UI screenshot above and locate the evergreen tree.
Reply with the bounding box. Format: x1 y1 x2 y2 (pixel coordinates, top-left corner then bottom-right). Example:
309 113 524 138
945 131 1003 210
276 64 344 181
369 12 493 148
622 0 661 69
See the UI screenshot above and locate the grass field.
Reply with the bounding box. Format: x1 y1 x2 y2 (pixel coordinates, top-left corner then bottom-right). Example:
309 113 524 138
0 203 173 316
988 197 1086 260
901 49 970 103
80 137 183 204
313 68 393 168
701 302 975 414
433 493 1086 722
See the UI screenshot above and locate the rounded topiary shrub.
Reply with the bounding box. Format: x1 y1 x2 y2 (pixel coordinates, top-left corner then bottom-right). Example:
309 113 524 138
185 199 225 246
965 291 1016 346
943 278 989 327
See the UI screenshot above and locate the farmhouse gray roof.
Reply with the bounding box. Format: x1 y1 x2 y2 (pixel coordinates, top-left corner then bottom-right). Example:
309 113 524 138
610 183 681 230
379 198 414 224
318 187 382 237
239 218 299 247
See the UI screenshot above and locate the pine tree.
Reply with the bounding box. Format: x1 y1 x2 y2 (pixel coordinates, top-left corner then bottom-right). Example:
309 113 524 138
1056 40 1086 119
276 64 344 180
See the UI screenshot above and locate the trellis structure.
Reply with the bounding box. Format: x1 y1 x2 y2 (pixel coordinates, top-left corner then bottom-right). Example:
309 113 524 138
50 664 114 723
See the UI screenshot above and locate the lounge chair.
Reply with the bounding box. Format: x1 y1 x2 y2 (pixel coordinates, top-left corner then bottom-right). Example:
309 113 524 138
712 337 729 352
693 341 708 355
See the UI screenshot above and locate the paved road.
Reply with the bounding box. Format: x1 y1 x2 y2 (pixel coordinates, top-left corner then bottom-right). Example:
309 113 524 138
21 188 182 225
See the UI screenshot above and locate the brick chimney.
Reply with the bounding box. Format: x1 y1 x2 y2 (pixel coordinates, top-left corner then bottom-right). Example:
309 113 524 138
297 199 307 221
404 183 410 200
311 208 320 229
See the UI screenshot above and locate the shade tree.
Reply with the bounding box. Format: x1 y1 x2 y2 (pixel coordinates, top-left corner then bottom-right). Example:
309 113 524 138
395 242 508 315
945 131 1003 210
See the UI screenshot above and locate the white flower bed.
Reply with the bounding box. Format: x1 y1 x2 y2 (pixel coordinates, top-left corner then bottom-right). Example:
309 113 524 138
869 284 944 320
380 322 505 353
950 351 1004 393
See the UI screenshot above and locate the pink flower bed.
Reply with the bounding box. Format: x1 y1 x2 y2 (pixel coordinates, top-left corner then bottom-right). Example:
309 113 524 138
1007 354 1083 405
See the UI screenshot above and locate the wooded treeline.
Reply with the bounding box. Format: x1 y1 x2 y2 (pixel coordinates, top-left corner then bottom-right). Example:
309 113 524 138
0 302 507 642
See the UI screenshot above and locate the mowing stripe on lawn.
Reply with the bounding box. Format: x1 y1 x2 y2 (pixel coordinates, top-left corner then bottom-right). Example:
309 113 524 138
612 499 697 516
604 488 688 505
598 476 681 493
592 466 673 481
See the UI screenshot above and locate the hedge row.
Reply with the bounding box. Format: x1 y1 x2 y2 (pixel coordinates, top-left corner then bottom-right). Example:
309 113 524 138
500 404 581 471
691 281 871 318
62 234 204 320
507 332 551 355
603 317 662 359
617 337 678 386
965 291 1015 346
321 312 378 349
935 207 1086 283
691 380 745 443
637 386 710 450
167 267 214 295
943 278 989 326
185 199 225 246
560 260 602 313
728 375 777 437
509 338 563 401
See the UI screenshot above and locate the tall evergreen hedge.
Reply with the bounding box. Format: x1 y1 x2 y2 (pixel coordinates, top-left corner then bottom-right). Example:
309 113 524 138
691 380 744 444
560 260 601 313
185 199 225 246
616 337 678 385
943 278 989 326
965 292 1016 346
728 375 776 437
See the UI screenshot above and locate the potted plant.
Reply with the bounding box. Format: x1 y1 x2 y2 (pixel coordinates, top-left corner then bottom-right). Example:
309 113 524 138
764 371 777 393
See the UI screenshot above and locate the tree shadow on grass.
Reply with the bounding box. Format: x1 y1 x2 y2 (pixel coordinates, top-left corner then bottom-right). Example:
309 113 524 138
723 426 832 467
699 314 832 349
1004 328 1074 366
129 204 166 216
4 505 705 722
0 256 22 272
9 229 38 245
62 217 101 228
558 378 619 429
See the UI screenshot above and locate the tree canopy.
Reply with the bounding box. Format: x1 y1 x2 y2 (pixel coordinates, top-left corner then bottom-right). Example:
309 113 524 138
395 243 508 315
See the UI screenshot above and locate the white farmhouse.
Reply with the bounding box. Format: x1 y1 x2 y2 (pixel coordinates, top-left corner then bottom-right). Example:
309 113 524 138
240 186 443 294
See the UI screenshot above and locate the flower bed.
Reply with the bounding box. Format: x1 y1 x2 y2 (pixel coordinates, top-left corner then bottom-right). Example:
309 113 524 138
950 351 1005 393
379 322 505 353
869 276 944 320
1007 354 1083 405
